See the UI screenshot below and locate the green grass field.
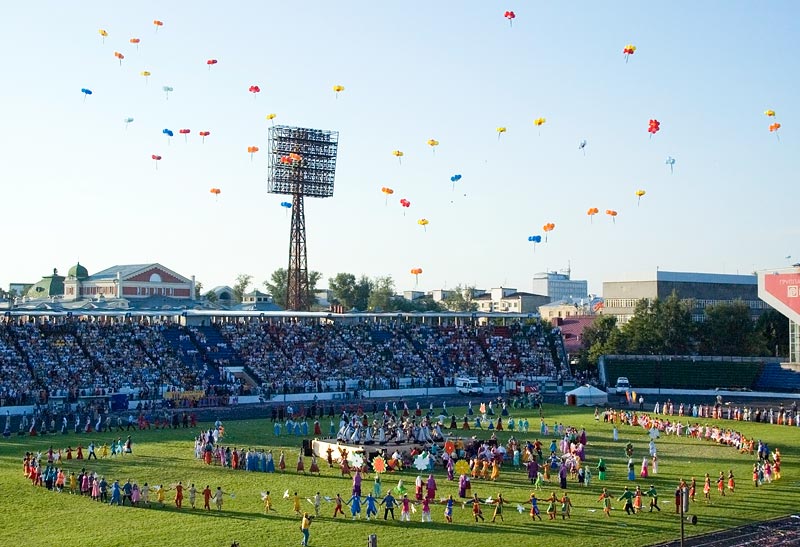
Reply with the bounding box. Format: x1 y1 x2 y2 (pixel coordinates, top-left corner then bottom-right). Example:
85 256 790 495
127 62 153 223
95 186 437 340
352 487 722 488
3 405 798 547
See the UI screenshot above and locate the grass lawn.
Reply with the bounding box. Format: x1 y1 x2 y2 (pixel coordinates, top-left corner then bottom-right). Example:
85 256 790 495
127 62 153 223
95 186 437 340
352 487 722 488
2 404 798 547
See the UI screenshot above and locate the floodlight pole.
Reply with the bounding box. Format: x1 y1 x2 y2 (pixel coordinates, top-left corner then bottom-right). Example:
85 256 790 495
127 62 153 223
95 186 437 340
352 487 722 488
287 189 309 311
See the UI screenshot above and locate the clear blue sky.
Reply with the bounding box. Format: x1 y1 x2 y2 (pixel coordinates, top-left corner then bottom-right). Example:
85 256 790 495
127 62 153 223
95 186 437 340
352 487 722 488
1 1 797 295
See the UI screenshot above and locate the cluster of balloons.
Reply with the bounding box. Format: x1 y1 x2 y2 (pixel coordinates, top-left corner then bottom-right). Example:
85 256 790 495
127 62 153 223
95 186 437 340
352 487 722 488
247 146 259 160
410 268 423 286
381 187 394 204
504 10 516 26
542 222 555 241
766 109 781 140
418 218 429 231
399 198 411 215
392 150 404 163
209 187 221 199
648 119 661 136
623 44 636 63
635 189 646 205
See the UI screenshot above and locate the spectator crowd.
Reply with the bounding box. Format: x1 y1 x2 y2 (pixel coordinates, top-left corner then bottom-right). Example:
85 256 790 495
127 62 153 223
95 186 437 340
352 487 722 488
0 317 569 407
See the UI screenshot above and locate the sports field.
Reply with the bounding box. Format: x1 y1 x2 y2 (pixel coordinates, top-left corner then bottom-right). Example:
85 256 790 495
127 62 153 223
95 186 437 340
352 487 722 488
3 404 797 547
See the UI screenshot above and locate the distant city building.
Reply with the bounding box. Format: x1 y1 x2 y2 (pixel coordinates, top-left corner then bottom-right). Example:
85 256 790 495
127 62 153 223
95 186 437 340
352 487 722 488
474 287 549 314
237 290 282 311
532 270 589 303
603 270 768 325
403 290 425 301
539 302 584 320
26 268 65 299
9 282 33 297
209 286 235 304
63 263 194 301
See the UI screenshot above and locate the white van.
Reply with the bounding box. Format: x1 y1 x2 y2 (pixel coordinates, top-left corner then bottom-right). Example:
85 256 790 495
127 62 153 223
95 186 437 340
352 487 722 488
455 377 484 395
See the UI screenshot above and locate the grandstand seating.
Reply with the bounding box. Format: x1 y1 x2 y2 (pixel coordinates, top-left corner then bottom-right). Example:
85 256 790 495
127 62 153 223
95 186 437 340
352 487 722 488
0 318 570 406
601 356 764 390
755 362 800 392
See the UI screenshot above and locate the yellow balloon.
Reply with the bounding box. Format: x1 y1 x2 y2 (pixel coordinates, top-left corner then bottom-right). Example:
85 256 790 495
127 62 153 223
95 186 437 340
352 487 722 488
266 113 277 120
140 71 151 77
99 29 108 37
333 85 345 93
534 117 546 127
496 127 507 133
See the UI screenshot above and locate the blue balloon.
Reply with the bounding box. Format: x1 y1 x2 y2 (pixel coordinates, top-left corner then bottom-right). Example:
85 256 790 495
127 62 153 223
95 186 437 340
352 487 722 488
163 129 174 137
450 174 462 182
280 202 292 208
528 235 542 243
80 88 92 95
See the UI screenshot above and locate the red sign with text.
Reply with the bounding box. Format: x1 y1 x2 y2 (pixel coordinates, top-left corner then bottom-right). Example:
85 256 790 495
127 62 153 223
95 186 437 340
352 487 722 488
763 272 800 319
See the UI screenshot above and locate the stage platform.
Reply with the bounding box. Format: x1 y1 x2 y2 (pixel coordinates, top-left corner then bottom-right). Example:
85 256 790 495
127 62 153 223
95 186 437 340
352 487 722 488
312 438 426 465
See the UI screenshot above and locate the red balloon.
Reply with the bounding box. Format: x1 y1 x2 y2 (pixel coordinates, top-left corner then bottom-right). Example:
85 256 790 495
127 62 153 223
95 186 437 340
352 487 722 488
249 85 260 93
151 154 161 160
207 59 218 65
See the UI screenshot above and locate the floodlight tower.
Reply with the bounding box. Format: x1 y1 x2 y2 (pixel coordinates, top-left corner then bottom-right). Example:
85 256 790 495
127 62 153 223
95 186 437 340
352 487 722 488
267 126 339 311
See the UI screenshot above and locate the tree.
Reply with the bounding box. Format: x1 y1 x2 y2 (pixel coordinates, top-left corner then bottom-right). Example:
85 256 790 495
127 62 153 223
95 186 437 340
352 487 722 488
307 270 323 308
755 309 790 357
329 273 357 309
204 290 218 303
263 268 321 309
353 275 372 311
618 299 663 354
442 285 479 312
700 301 766 356
368 276 395 311
579 314 619 369
657 292 696 355
264 268 288 308
232 274 252 303
194 281 204 299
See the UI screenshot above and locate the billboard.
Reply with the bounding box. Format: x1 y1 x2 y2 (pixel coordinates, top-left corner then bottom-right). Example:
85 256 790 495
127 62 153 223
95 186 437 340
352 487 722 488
758 269 800 323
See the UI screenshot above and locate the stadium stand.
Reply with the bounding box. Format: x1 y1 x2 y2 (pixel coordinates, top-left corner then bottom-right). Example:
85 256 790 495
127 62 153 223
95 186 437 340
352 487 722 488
0 317 569 406
600 355 765 391
755 362 800 392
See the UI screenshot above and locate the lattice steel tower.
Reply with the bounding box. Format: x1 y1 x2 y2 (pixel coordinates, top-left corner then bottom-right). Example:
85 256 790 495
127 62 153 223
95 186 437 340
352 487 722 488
267 126 339 311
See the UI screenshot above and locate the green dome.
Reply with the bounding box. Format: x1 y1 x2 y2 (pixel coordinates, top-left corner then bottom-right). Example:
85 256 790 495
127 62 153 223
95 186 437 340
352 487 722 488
68 262 89 279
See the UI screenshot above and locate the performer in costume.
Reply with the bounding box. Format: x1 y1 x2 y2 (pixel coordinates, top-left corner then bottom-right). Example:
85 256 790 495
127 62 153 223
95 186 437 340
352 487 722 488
472 493 485 522
598 488 612 517
444 495 455 523
491 493 505 522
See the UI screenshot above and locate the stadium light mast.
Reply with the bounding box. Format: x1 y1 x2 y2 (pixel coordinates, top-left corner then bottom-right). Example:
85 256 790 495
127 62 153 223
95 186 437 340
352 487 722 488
267 126 339 311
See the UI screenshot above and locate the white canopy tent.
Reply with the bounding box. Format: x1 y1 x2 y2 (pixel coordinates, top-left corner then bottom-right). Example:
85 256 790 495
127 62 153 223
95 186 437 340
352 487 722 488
565 385 608 406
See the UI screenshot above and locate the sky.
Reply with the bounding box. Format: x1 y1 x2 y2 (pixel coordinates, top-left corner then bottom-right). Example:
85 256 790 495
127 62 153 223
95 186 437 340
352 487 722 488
0 1 797 296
